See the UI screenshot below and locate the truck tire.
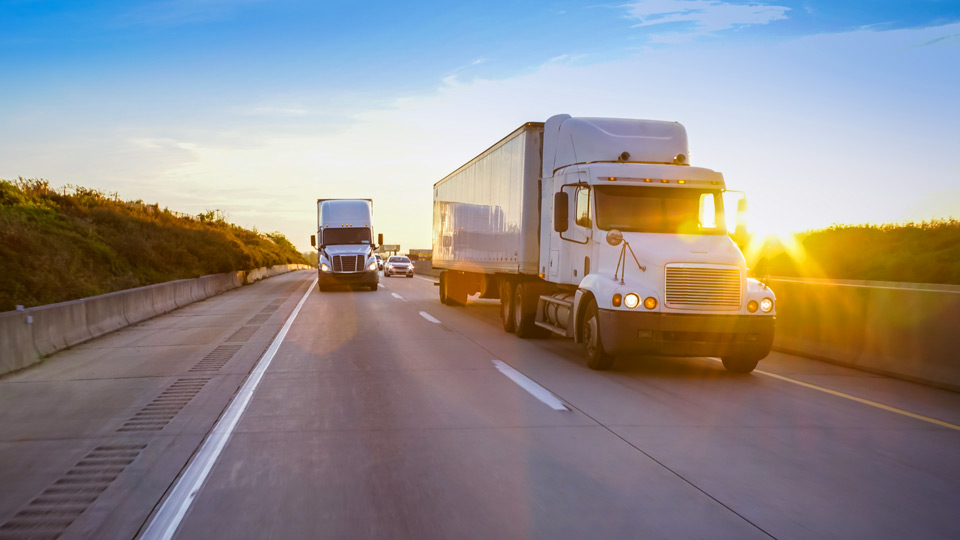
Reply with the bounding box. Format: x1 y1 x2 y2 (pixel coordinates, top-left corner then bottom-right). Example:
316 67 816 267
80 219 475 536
721 355 759 374
514 283 550 339
439 272 449 304
500 280 515 333
582 299 614 370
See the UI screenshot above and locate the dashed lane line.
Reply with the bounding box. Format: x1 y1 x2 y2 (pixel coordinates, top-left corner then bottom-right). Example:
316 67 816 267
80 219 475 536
419 311 441 324
492 360 568 411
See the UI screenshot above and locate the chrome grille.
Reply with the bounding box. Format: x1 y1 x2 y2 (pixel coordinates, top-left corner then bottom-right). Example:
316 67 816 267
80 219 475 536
332 255 364 272
665 265 741 309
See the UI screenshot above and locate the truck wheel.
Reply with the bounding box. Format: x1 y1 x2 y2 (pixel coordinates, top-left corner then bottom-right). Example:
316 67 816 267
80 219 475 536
500 281 515 333
446 272 468 306
721 355 759 374
582 299 614 370
439 272 449 304
514 283 550 339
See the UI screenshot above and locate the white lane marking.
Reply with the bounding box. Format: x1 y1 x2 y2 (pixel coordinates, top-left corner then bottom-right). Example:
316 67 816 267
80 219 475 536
391 292 404 300
419 311 441 324
139 277 318 540
708 358 960 432
492 360 568 411
414 275 438 283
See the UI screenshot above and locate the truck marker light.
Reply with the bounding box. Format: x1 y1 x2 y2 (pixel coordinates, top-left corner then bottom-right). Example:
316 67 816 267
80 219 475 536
760 298 774 313
612 294 622 307
660 179 670 183
624 293 640 309
644 178 652 182
643 297 658 310
608 177 617 181
747 300 758 313
678 180 686 184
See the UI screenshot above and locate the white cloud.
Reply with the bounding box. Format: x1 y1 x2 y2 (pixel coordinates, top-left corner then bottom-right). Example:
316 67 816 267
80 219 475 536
622 0 789 41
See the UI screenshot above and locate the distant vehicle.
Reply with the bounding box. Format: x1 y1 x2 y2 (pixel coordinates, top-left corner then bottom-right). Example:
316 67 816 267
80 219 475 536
432 115 775 373
311 199 382 292
384 256 414 278
375 254 384 270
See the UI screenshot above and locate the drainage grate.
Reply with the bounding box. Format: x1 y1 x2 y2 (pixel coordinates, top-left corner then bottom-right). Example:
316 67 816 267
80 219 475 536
0 444 145 540
246 313 270 325
190 344 242 371
116 378 210 432
224 326 257 343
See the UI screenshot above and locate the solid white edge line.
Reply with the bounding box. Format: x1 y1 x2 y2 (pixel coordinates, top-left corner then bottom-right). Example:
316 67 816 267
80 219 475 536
419 311 441 324
492 360 568 411
138 277 318 540
391 292 404 300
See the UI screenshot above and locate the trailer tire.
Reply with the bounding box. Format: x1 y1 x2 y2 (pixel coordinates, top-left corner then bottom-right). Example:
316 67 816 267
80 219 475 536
500 280 515 333
582 299 614 370
721 355 759 374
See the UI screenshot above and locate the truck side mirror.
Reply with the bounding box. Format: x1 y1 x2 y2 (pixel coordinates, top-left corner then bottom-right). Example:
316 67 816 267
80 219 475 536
310 235 316 248
378 233 384 247
554 192 569 233
734 199 748 250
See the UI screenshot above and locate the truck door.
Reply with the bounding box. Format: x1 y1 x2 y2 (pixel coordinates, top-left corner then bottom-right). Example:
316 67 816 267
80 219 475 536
554 174 593 285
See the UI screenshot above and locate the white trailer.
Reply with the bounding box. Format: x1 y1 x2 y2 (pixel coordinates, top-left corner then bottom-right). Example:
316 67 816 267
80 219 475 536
311 199 382 291
432 115 775 373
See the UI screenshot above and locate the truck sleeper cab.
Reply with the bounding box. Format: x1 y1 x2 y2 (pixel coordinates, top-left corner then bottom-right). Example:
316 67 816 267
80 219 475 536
312 199 381 292
432 115 775 373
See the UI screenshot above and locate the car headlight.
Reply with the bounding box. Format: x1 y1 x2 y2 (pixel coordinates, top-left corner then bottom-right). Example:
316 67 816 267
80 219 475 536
760 298 774 313
320 263 331 272
623 293 640 309
368 261 378 271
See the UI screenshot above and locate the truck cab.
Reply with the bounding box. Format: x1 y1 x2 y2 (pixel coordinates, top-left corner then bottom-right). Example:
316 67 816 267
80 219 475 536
538 115 775 372
312 199 380 292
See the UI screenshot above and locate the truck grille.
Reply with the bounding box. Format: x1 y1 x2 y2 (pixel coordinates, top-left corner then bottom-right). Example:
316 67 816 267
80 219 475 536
665 265 741 309
332 255 364 272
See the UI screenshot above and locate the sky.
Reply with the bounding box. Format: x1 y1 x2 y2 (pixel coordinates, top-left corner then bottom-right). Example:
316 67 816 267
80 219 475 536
2 0 959 252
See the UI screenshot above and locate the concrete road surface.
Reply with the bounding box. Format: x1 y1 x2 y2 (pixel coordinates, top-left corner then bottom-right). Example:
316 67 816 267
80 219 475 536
1 270 959 539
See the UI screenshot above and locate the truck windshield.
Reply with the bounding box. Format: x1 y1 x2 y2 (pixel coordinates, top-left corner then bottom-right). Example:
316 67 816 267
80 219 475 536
594 185 725 234
323 227 372 245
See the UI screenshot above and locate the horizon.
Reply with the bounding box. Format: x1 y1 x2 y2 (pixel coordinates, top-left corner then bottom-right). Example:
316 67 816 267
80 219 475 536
3 1 958 252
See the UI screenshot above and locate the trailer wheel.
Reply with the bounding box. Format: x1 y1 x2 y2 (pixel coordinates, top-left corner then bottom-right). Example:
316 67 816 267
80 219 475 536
439 272 449 304
721 355 759 374
499 280 515 333
582 299 614 370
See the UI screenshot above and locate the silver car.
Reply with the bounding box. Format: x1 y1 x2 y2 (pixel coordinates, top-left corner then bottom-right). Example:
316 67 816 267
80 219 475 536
384 256 414 278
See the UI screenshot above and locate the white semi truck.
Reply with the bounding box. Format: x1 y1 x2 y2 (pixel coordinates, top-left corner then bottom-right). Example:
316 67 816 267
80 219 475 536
311 199 382 291
432 115 775 372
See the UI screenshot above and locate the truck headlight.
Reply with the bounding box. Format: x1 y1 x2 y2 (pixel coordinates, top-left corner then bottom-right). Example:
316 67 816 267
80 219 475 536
368 261 378 271
623 293 640 309
320 263 331 272
760 298 774 313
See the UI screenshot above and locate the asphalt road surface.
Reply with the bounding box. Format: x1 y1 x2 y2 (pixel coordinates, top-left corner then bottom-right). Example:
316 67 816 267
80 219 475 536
2 270 959 539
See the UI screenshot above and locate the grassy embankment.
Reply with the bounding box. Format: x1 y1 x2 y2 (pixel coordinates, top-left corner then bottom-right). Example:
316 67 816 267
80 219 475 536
745 219 960 285
0 178 308 312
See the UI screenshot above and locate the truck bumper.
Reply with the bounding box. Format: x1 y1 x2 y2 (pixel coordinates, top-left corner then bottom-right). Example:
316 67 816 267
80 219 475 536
597 310 775 359
318 269 379 288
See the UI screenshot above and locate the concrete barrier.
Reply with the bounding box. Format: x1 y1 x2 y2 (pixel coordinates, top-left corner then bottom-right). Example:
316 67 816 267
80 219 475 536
0 311 39 374
30 300 91 356
122 285 159 325
85 290 131 339
771 277 960 391
1 264 308 377
413 260 440 278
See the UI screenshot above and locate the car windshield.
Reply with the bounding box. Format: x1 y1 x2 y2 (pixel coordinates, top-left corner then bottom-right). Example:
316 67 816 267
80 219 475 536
389 257 410 263
594 185 725 235
323 227 372 245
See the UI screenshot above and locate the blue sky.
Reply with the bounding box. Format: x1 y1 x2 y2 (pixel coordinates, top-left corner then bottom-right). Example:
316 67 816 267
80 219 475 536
2 1 959 250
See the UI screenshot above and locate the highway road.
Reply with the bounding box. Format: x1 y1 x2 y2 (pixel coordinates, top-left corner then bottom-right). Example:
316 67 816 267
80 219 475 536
1 270 959 539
